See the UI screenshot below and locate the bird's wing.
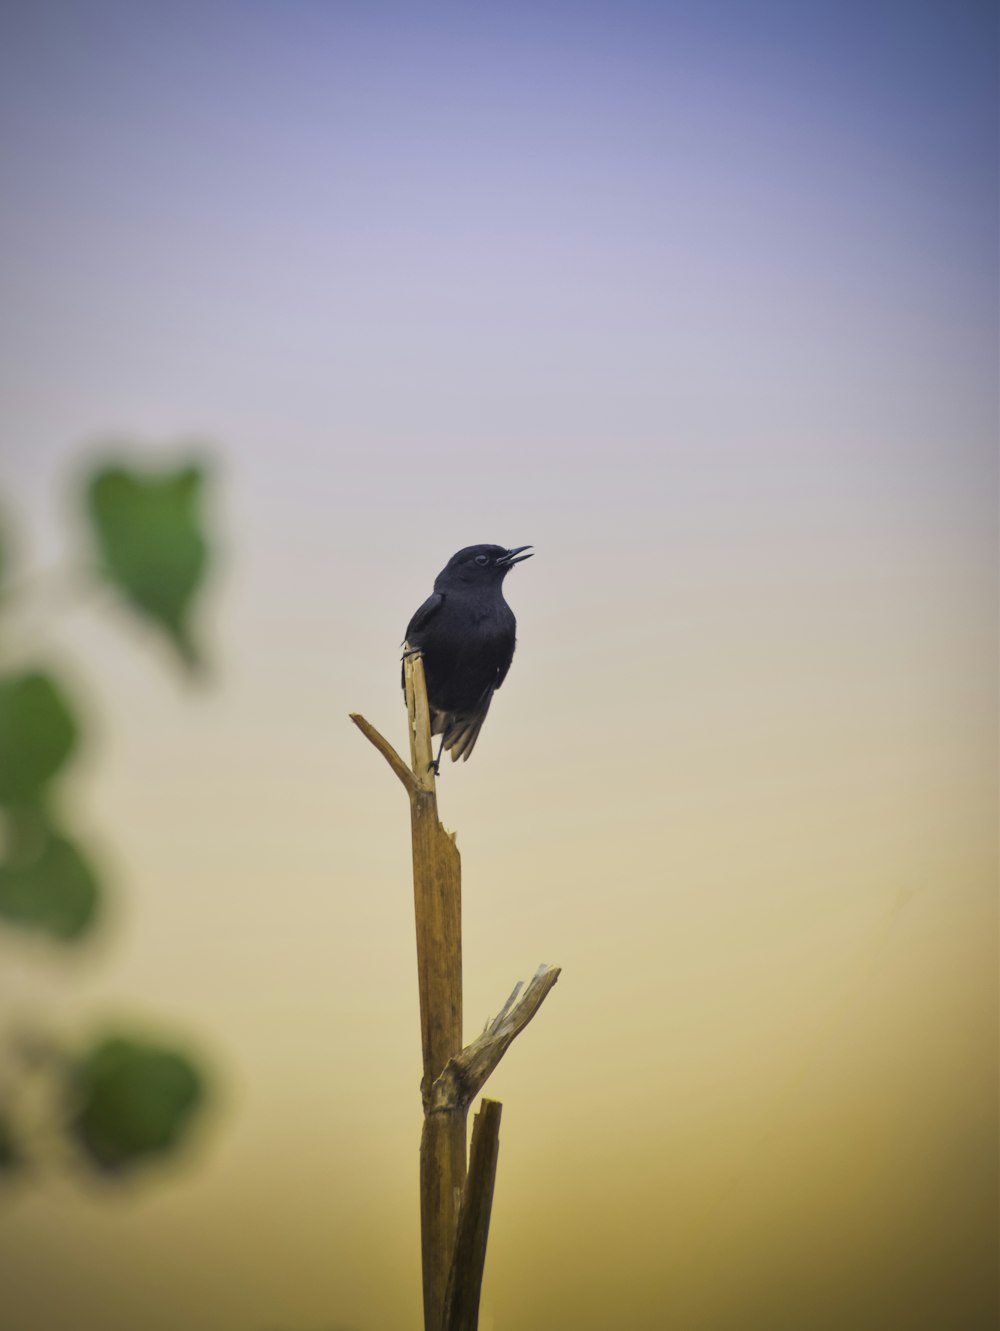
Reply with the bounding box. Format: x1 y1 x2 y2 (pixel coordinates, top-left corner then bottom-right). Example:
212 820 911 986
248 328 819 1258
404 592 444 644
494 634 516 691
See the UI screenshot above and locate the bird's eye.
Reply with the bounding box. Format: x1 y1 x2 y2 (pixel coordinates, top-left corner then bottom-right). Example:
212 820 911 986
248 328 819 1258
474 554 489 566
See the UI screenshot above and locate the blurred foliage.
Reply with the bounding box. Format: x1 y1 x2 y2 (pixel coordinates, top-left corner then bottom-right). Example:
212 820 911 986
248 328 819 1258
0 671 78 805
0 455 214 1185
67 1035 205 1174
86 463 208 668
0 1109 22 1174
0 818 99 941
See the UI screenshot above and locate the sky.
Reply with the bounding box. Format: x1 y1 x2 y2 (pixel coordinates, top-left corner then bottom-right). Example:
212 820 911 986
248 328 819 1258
0 2 997 1329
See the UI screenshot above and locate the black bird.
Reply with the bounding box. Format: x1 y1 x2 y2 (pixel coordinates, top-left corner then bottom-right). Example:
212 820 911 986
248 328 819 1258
403 544 533 772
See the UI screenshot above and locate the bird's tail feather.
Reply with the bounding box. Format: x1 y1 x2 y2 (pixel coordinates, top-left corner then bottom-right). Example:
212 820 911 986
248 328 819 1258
431 689 494 762
446 714 486 762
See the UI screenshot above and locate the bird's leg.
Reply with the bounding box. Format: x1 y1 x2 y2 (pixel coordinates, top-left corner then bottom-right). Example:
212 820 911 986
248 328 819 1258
426 734 444 777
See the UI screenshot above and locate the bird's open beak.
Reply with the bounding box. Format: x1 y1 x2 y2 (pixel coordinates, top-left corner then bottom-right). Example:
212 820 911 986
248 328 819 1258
497 545 534 567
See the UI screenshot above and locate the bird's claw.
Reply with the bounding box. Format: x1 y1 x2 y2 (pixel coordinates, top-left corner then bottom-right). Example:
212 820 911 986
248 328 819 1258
426 758 440 777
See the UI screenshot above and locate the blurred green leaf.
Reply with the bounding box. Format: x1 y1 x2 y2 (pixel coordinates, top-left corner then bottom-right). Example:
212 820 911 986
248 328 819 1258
85 463 209 668
0 671 79 805
67 1035 206 1173
0 826 100 941
0 1108 23 1174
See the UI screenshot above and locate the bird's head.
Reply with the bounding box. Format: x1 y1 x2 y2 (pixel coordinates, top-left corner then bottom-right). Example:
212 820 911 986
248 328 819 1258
435 544 534 590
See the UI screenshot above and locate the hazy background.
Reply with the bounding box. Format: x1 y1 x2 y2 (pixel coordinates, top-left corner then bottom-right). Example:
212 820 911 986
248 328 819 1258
1 1 996 1328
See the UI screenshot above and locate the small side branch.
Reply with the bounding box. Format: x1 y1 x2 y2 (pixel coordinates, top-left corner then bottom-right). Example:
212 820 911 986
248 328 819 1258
350 712 417 795
442 1098 503 1331
428 964 561 1113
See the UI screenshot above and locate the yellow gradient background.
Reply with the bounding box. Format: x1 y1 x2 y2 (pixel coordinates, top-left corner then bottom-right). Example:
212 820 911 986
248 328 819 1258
1 3 996 1329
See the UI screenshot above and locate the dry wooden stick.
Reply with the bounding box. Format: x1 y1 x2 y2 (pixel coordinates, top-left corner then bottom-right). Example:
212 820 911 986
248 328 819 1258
442 1099 503 1331
353 656 465 1330
352 654 561 1331
404 650 437 794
